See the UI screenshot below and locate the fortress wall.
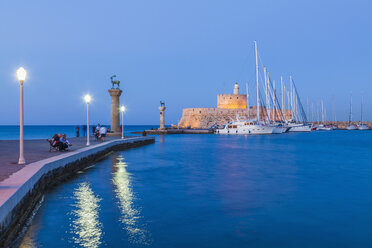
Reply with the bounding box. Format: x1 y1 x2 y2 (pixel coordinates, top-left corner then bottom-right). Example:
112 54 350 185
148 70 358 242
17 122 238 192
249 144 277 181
217 94 247 109
178 107 294 129
178 108 250 128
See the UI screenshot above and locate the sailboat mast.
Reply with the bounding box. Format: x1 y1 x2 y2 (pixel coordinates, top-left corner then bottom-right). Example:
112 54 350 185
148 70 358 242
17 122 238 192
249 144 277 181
332 96 335 123
283 84 286 120
290 76 293 121
246 82 250 119
349 92 353 123
307 97 309 123
266 71 271 122
264 67 268 122
287 91 291 120
254 41 260 122
273 80 276 122
361 94 364 124
281 76 284 120
311 102 314 123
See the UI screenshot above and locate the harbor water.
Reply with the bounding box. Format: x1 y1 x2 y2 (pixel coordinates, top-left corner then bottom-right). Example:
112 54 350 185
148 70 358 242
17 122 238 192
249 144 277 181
0 125 158 140
18 130 372 248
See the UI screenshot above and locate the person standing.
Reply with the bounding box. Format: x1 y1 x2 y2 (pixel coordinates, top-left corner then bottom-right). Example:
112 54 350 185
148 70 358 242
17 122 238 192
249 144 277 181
76 125 80 137
83 125 87 136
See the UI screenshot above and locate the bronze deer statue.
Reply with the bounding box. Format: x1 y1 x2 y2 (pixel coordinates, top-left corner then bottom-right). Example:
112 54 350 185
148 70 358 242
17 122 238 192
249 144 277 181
110 75 120 89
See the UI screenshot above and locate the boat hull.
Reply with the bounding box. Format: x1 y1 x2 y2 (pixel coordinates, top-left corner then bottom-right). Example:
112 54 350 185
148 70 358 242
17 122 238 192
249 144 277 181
357 125 368 130
346 125 357 130
272 126 289 134
216 125 275 135
288 124 312 132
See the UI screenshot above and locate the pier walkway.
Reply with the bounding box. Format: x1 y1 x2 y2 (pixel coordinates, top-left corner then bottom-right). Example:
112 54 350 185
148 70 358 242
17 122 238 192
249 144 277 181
0 137 130 182
0 136 154 247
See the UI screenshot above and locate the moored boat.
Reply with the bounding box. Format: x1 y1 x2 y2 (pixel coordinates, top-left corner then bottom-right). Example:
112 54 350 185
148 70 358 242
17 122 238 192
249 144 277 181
287 123 312 132
346 124 357 130
357 124 368 130
316 124 332 131
215 120 275 135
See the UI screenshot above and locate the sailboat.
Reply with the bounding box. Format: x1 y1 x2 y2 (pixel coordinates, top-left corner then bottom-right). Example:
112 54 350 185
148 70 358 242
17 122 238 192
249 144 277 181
317 100 332 131
215 41 274 135
287 76 312 132
357 95 368 130
346 93 356 130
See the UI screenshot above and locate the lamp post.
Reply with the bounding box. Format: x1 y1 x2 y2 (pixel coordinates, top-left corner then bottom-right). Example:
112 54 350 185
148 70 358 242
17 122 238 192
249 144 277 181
17 67 27 164
120 106 126 139
84 94 91 146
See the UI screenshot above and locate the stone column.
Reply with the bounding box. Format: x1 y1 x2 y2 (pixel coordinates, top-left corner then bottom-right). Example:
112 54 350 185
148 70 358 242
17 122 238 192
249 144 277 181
108 89 122 133
158 106 166 130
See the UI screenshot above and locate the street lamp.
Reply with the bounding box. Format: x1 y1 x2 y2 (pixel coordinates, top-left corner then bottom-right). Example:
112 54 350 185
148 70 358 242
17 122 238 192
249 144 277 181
17 67 27 164
84 94 92 146
120 105 126 139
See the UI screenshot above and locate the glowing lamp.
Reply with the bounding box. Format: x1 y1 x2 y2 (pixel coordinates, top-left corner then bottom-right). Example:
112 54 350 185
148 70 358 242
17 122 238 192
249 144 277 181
84 94 92 104
16 67 27 82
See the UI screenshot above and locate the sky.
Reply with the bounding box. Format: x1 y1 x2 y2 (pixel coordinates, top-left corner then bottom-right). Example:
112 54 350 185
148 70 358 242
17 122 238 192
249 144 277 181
0 0 371 125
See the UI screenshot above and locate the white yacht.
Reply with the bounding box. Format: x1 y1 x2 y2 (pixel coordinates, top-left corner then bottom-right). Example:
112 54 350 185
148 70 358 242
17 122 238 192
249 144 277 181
272 124 289 133
346 124 357 130
346 93 356 130
216 120 275 135
316 124 332 131
357 95 368 130
287 123 312 132
357 124 368 130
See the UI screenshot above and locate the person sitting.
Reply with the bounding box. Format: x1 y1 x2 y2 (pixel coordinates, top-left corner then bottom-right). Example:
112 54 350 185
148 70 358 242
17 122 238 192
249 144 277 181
94 128 100 141
59 134 71 150
99 126 107 141
51 134 63 151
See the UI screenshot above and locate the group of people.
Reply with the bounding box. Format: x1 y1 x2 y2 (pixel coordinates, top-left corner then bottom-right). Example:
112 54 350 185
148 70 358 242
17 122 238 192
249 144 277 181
75 124 111 138
51 133 71 151
93 124 108 141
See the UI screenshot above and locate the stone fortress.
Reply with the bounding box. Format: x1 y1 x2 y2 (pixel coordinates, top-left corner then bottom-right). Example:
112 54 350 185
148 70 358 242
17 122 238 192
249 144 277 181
178 83 292 129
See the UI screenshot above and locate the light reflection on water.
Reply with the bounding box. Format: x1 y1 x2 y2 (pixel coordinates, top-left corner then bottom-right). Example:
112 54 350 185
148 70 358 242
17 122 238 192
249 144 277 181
112 155 151 245
19 225 38 248
70 182 103 248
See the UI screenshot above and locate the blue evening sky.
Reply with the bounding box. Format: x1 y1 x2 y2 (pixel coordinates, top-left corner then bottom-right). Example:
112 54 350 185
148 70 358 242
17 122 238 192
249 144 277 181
0 0 371 125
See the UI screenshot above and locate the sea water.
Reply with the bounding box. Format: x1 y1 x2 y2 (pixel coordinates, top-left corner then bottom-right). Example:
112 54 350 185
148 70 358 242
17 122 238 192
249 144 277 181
0 125 158 140
19 131 372 248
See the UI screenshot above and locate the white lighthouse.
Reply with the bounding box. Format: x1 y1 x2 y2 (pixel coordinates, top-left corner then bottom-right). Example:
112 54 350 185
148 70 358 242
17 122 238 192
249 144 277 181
233 83 239 95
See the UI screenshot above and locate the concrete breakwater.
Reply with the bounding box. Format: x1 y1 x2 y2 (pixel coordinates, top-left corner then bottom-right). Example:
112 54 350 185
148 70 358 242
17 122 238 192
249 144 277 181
0 136 154 248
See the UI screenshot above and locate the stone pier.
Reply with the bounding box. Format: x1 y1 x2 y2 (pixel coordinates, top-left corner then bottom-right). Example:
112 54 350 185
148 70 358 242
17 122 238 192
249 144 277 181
108 89 122 134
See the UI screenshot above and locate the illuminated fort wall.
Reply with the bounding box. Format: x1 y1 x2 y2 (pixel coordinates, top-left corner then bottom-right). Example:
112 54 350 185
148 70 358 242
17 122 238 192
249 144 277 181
178 107 293 129
217 94 247 109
